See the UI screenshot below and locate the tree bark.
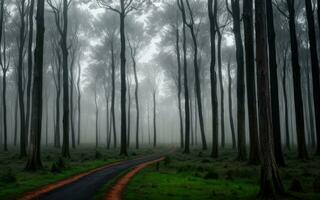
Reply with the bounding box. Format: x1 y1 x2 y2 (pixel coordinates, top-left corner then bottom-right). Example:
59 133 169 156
256 0 285 196
17 0 27 157
153 91 157 147
178 0 190 154
227 59 236 149
230 0 246 160
243 0 259 164
77 62 81 145
185 0 207 151
286 0 308 159
175 26 184 149
26 0 45 171
110 40 117 148
282 47 290 151
26 0 35 142
266 0 285 166
304 0 320 155
208 0 218 157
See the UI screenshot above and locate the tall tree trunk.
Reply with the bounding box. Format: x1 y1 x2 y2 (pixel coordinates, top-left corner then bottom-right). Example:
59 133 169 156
54 64 61 148
305 0 320 156
119 1 127 156
266 0 285 166
175 26 184 149
18 0 27 157
26 0 35 142
153 91 157 147
243 0 259 164
14 94 18 146
230 0 246 160
45 91 49 146
127 79 131 148
94 87 98 149
227 59 236 149
2 72 7 151
61 0 70 158
185 0 207 150
70 53 76 149
208 0 218 157
306 65 315 149
104 85 110 148
178 0 190 154
217 24 225 149
148 102 151 145
256 0 285 196
26 0 45 170
282 47 291 151
110 41 117 148
77 62 81 145
286 0 309 159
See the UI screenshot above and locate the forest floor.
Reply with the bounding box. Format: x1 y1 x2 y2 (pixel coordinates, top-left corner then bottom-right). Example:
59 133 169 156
124 148 320 200
0 145 157 200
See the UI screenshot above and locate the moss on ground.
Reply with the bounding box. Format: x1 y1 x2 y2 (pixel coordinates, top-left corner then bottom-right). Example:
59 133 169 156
124 148 320 200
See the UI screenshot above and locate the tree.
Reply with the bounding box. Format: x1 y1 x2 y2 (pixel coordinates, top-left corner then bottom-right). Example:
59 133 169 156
25 0 35 143
0 1 10 151
48 0 72 158
26 0 45 171
177 0 191 154
286 0 308 159
184 0 207 151
243 0 259 164
77 60 81 145
208 0 218 157
97 0 148 156
227 0 246 161
304 0 320 156
227 58 236 149
17 0 27 157
255 0 285 196
266 0 285 166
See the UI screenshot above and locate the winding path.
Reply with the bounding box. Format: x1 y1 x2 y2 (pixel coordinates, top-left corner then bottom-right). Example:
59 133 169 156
21 152 169 200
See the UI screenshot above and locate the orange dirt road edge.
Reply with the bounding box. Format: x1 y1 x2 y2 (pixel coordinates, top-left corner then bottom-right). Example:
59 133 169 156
19 155 156 200
105 157 165 200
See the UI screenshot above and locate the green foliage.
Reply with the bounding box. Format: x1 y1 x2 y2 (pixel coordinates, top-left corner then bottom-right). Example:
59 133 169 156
0 169 17 184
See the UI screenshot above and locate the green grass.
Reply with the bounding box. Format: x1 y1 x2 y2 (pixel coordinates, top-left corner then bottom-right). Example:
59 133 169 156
0 145 156 200
124 148 320 200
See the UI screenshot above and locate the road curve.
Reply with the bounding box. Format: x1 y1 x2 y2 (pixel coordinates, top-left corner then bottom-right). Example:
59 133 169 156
23 153 168 200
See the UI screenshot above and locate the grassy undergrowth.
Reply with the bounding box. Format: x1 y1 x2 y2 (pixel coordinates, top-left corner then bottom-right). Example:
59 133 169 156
124 148 320 200
0 145 155 200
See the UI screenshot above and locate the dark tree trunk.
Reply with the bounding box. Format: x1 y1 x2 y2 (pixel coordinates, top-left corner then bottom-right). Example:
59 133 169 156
266 0 285 166
230 0 246 160
104 85 110 148
77 62 81 145
14 94 18 146
2 72 7 151
26 0 45 170
70 51 76 149
18 0 27 157
153 91 157 147
110 41 117 148
185 0 207 151
45 91 49 146
26 0 35 142
216 23 225 149
128 40 140 150
61 0 70 158
178 0 190 154
227 59 236 149
54 62 61 148
286 0 309 159
94 87 99 149
176 27 184 149
255 0 285 196
305 0 320 156
282 47 291 151
243 0 260 164
208 0 218 157
306 65 315 149
127 79 131 148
